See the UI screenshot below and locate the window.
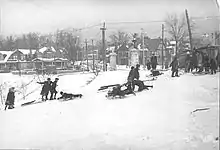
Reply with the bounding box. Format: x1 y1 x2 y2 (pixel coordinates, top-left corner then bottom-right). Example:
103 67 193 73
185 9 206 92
13 55 17 60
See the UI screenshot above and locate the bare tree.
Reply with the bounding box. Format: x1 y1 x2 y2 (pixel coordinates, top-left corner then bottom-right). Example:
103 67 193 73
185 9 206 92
56 29 80 62
165 13 189 55
109 30 131 49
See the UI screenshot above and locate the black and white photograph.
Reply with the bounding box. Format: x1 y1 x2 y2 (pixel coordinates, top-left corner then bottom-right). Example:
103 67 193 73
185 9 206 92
0 0 219 149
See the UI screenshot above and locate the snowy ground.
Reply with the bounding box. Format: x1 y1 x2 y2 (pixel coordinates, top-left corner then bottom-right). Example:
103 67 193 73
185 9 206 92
0 68 219 150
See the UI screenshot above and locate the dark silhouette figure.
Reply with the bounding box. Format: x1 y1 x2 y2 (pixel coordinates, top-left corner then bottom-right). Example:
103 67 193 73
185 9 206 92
5 87 15 110
170 57 179 77
50 78 59 100
150 53 158 70
210 58 217 74
37 78 52 101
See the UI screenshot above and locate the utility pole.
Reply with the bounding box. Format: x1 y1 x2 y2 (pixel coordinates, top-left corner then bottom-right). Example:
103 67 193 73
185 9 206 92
162 24 164 69
76 36 79 61
185 9 193 51
85 39 89 71
0 7 2 34
92 39 95 72
100 22 106 71
141 28 145 69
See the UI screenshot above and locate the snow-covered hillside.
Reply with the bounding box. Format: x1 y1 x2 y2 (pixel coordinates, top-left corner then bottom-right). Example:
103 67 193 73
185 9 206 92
0 69 219 150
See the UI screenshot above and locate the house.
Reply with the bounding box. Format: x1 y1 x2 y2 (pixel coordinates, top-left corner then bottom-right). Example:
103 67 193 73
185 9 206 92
0 46 70 72
32 58 69 70
32 46 69 70
115 44 129 65
0 49 37 70
0 51 14 70
36 46 56 58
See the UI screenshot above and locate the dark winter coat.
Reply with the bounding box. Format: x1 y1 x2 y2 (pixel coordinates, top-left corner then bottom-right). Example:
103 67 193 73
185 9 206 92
210 58 217 70
133 68 140 80
170 59 179 71
127 69 135 82
50 81 58 93
192 53 198 67
146 62 151 70
151 56 157 65
38 81 51 95
203 55 210 67
185 54 191 63
5 91 15 105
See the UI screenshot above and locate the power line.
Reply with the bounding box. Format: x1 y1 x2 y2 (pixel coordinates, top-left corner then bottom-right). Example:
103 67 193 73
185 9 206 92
107 20 165 25
191 16 220 20
75 23 102 32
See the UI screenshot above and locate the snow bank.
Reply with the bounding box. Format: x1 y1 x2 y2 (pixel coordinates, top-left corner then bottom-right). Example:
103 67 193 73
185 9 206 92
0 70 219 150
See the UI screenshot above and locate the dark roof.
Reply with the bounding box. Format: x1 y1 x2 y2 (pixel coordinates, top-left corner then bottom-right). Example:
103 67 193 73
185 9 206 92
145 38 161 51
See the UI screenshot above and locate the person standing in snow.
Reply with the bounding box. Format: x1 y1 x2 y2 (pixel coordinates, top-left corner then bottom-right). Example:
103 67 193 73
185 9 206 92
203 53 210 72
210 58 217 74
5 87 15 110
37 78 52 101
127 66 135 92
170 56 179 77
191 51 198 72
50 78 59 100
146 59 151 70
150 53 158 70
185 52 191 72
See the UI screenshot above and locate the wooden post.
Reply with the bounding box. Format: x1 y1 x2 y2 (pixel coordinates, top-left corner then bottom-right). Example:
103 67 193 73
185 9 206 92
92 39 95 72
141 28 146 69
185 9 193 51
162 24 164 69
85 39 89 71
100 22 106 71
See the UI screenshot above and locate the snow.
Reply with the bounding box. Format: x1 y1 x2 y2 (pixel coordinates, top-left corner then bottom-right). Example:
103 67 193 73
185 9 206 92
39 47 56 53
0 69 219 150
0 51 14 62
17 49 37 55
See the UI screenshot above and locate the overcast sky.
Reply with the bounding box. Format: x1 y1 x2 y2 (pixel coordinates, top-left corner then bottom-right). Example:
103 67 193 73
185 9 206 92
0 0 219 38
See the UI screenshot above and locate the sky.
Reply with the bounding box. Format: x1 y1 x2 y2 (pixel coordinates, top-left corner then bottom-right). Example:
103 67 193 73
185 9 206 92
0 0 219 39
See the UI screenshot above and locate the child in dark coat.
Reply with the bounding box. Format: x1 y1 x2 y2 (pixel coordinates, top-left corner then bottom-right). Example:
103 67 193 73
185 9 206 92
5 87 15 110
58 91 82 100
37 78 52 101
50 78 59 100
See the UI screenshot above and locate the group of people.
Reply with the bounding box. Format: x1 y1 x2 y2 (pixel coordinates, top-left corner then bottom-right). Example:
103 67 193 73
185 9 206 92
185 51 218 75
146 53 158 70
4 77 83 110
107 64 153 98
4 78 59 110
37 78 59 101
127 64 152 92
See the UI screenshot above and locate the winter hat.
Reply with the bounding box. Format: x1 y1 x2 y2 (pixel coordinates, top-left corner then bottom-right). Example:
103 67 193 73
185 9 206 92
47 78 51 81
55 78 59 81
9 87 15 92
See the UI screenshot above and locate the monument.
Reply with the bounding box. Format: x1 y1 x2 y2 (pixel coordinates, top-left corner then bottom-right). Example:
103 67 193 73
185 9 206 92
129 33 139 67
109 47 117 71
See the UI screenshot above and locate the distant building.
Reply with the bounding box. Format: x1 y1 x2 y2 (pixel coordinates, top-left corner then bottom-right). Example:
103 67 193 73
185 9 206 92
115 44 129 65
0 46 70 71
